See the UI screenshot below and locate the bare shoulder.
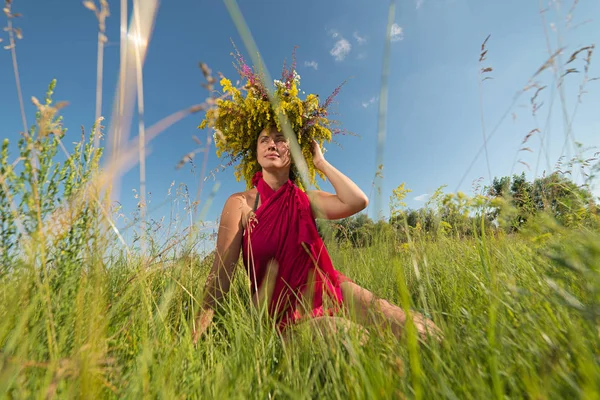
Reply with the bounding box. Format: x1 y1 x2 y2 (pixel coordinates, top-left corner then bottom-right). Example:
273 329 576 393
221 192 245 214
222 188 258 229
228 188 257 208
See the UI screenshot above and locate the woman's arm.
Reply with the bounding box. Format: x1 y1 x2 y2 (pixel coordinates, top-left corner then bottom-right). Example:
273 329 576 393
307 140 369 220
192 194 244 344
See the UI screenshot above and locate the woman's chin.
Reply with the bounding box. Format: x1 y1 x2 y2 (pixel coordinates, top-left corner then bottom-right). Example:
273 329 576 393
261 160 289 171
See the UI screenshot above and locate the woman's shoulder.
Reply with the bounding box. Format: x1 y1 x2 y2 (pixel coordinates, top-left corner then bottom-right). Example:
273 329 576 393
222 189 258 230
222 188 258 224
225 188 257 208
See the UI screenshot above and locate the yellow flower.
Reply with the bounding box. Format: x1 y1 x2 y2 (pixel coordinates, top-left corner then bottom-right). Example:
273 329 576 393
199 49 345 189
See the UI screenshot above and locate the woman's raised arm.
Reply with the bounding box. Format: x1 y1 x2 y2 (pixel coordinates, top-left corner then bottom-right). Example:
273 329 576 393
307 140 369 220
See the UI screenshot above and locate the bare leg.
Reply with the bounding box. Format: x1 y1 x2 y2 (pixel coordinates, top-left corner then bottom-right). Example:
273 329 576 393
282 315 370 352
340 281 442 342
307 316 368 343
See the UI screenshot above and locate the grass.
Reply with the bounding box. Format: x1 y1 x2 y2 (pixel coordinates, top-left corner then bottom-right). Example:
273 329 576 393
1 209 599 398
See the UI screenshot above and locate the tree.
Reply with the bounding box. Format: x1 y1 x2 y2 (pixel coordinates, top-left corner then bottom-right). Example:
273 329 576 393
334 213 375 248
487 171 599 231
532 172 598 228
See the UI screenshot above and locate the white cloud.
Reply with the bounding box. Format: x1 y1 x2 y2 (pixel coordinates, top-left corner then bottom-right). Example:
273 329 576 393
304 60 318 70
416 0 424 9
414 193 429 202
390 23 404 42
330 38 352 61
353 31 367 45
361 96 377 108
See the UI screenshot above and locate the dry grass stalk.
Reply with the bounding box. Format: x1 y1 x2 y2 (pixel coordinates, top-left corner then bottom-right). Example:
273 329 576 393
478 34 493 184
529 84 546 116
130 0 149 256
518 160 531 171
566 0 580 29
185 65 253 198
574 44 596 103
366 0 396 219
555 43 596 175
537 0 581 176
53 126 131 255
455 25 564 192
367 163 384 217
522 128 540 145
83 0 110 148
105 0 158 205
3 0 27 133
110 0 127 204
192 63 218 207
532 47 566 80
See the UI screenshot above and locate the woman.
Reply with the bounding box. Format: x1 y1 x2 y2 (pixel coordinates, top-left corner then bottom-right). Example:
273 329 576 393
192 48 441 344
192 126 441 344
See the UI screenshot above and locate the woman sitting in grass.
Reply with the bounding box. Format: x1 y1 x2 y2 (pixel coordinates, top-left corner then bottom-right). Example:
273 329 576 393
193 48 441 344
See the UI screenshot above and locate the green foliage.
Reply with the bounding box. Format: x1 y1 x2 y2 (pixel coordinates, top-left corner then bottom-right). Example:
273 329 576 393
378 173 598 247
1 81 106 270
488 171 599 232
0 81 113 394
389 182 412 219
332 213 375 248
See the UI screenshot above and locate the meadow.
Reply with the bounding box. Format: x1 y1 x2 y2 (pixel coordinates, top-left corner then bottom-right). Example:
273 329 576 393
1 110 598 397
1 0 600 398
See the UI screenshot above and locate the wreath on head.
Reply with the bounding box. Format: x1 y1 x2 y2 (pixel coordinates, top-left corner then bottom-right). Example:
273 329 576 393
199 43 347 190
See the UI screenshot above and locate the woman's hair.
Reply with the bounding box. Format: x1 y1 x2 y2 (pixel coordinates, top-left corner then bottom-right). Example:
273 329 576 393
289 166 297 182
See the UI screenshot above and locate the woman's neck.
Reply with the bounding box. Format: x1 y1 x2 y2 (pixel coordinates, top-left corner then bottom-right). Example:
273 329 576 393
261 168 289 191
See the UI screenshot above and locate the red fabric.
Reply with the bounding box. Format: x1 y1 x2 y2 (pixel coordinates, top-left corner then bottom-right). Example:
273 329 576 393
242 171 350 329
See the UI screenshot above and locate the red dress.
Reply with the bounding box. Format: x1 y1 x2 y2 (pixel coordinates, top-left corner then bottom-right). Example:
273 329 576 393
242 172 349 329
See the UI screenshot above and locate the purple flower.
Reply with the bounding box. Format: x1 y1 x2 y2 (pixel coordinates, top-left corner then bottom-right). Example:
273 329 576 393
322 80 346 110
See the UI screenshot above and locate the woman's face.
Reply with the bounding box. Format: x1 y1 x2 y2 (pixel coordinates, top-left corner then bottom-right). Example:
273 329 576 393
256 127 291 170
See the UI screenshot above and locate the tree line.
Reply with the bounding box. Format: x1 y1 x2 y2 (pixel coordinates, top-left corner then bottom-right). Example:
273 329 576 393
318 172 600 248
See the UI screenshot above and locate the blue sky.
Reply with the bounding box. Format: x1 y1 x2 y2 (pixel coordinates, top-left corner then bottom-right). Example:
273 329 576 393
2 0 600 248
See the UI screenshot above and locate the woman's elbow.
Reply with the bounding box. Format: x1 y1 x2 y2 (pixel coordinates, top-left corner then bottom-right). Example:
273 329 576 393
354 195 369 212
361 195 369 210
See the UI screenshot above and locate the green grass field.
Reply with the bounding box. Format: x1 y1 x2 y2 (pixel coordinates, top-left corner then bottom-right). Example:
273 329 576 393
1 205 599 398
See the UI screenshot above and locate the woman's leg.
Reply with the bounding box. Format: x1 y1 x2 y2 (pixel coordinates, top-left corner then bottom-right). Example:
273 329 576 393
340 281 442 342
283 315 370 349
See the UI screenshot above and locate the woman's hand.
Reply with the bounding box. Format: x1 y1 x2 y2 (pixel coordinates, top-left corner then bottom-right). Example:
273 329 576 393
311 139 326 171
192 308 215 345
412 313 444 343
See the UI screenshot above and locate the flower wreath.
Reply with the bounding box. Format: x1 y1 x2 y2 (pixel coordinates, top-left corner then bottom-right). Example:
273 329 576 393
199 44 347 190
